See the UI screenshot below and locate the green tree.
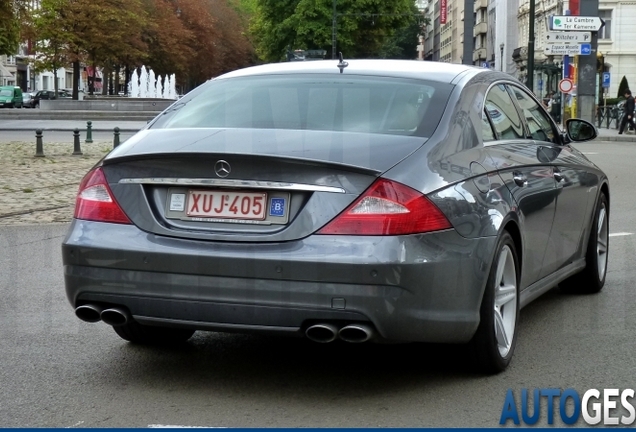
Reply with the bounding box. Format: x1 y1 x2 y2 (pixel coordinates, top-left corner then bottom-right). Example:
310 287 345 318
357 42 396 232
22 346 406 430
250 0 415 62
31 0 72 96
618 75 630 98
0 0 29 55
378 4 426 59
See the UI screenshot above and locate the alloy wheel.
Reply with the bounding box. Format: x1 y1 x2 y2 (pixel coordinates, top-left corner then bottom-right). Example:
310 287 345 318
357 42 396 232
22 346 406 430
493 245 517 357
596 204 608 281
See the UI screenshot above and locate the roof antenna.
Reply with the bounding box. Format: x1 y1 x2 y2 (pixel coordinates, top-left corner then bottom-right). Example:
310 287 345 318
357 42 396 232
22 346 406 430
337 52 348 74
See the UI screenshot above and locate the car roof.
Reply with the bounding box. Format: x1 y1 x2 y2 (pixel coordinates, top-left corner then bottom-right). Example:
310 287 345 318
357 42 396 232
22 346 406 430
216 59 486 84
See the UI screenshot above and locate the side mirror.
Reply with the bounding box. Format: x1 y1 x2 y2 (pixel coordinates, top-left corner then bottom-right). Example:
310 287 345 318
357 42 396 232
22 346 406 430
565 119 598 142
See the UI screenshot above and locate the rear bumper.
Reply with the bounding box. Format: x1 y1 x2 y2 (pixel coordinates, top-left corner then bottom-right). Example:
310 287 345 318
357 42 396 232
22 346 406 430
62 220 497 343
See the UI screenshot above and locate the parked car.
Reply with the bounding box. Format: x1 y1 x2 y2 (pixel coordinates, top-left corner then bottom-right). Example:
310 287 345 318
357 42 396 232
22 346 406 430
62 60 608 373
22 92 35 108
32 89 72 107
0 86 24 108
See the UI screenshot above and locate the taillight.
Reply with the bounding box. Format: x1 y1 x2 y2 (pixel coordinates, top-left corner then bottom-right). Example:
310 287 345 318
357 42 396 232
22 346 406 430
317 178 451 236
74 167 131 224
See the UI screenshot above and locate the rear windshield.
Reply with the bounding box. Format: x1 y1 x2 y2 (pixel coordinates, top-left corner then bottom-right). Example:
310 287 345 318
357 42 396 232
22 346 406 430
151 75 453 137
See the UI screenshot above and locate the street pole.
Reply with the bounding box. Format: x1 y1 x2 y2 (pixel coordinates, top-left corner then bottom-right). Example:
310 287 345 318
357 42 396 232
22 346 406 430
332 0 337 59
500 44 504 71
462 0 474 65
527 0 536 93
576 0 599 124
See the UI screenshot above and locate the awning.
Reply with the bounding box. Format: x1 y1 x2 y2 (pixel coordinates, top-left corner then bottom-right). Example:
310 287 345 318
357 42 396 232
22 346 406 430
0 63 14 78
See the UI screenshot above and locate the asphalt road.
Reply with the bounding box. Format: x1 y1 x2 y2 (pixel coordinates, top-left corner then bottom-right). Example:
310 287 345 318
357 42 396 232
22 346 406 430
0 140 635 427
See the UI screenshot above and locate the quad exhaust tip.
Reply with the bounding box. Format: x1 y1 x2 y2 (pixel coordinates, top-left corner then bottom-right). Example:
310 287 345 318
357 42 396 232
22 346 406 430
305 323 375 343
100 307 130 326
338 324 374 343
75 304 104 323
305 323 339 343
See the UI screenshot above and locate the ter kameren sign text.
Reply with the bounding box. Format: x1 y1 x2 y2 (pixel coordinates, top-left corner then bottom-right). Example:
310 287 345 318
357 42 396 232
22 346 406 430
550 16 605 31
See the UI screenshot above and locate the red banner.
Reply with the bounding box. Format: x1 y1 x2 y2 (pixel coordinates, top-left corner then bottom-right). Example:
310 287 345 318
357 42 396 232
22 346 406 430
440 0 447 24
569 0 579 15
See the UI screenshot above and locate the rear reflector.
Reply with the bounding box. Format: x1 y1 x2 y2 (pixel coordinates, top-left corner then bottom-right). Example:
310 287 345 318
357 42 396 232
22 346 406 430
74 167 131 224
317 178 451 236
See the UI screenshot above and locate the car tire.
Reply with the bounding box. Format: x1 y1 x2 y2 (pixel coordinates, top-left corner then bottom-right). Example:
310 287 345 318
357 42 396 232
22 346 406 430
113 320 195 345
560 192 609 294
470 231 520 374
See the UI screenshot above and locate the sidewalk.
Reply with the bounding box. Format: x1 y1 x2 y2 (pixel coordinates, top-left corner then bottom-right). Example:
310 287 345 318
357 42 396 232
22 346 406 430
596 126 636 142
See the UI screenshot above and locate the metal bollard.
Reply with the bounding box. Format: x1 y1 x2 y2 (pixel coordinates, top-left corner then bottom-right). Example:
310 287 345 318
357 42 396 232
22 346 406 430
85 120 93 143
72 128 83 155
35 129 44 157
113 127 120 148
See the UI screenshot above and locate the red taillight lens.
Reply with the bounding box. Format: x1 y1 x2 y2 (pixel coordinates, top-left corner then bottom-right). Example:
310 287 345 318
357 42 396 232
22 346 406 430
74 167 131 224
317 178 452 236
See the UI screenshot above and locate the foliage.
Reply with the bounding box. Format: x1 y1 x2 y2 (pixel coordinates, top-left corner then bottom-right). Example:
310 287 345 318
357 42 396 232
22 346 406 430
22 0 254 94
617 76 630 98
31 0 69 95
142 0 255 88
0 0 28 55
377 4 426 59
250 0 416 62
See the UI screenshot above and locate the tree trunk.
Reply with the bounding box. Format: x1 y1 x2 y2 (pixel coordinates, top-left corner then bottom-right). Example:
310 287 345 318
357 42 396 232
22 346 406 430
115 65 121 95
101 66 109 95
72 60 80 100
124 65 130 95
53 68 58 97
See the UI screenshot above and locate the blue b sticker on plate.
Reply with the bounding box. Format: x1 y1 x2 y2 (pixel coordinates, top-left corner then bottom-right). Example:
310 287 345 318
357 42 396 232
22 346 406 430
269 198 286 217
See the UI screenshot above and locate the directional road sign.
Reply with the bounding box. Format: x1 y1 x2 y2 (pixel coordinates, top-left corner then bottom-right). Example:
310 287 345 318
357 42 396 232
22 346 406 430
545 31 591 44
482 62 489 68
603 72 611 88
544 44 589 55
550 16 605 31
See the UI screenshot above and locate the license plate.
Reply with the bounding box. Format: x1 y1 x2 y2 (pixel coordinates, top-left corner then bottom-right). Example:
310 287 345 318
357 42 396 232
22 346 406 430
186 190 267 220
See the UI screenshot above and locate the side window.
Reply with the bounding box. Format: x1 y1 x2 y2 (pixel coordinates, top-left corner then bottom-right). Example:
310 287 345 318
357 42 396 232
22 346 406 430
482 109 496 142
508 85 558 143
484 84 525 139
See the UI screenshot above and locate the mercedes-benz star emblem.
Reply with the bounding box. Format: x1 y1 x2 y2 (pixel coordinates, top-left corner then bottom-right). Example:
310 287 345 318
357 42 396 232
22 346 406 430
214 160 231 178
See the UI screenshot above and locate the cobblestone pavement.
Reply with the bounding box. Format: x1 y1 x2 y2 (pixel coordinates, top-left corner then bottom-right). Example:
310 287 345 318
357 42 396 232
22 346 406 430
0 140 112 225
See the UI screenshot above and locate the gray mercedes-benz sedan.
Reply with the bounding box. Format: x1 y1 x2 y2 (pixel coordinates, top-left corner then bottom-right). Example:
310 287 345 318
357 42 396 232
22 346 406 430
62 60 608 373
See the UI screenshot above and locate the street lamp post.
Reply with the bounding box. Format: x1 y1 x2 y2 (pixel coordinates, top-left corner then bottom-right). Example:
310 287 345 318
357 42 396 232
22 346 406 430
500 43 504 71
332 0 337 59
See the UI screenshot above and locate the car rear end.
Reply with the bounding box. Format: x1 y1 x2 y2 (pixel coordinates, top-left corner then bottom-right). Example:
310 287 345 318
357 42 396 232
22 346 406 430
62 64 492 344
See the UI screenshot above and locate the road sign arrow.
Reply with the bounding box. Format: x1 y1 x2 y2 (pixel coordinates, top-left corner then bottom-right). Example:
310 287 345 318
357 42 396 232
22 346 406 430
551 15 605 31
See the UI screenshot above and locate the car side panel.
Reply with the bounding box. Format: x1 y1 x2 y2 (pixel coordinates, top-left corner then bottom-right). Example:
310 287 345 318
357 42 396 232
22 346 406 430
540 144 603 274
485 141 558 290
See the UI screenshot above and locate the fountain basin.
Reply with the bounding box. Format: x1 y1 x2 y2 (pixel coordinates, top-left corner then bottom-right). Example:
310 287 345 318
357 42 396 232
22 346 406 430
40 98 175 112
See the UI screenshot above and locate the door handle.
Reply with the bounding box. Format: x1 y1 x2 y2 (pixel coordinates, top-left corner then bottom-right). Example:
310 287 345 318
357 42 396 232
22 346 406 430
513 171 528 187
553 170 564 182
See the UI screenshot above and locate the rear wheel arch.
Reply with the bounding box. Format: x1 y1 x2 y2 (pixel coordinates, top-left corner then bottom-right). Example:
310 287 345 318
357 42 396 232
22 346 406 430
502 220 523 281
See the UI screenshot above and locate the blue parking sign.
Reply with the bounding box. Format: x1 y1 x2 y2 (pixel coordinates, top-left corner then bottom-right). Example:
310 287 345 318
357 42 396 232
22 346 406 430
602 72 611 88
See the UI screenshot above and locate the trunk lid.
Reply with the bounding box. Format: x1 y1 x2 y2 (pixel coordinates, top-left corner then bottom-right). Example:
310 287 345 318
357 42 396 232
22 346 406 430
102 128 427 242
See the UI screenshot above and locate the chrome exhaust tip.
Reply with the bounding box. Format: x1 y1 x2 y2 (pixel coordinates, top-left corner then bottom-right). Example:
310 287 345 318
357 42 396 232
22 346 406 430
305 323 339 343
75 304 104 323
100 307 130 326
338 324 374 343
